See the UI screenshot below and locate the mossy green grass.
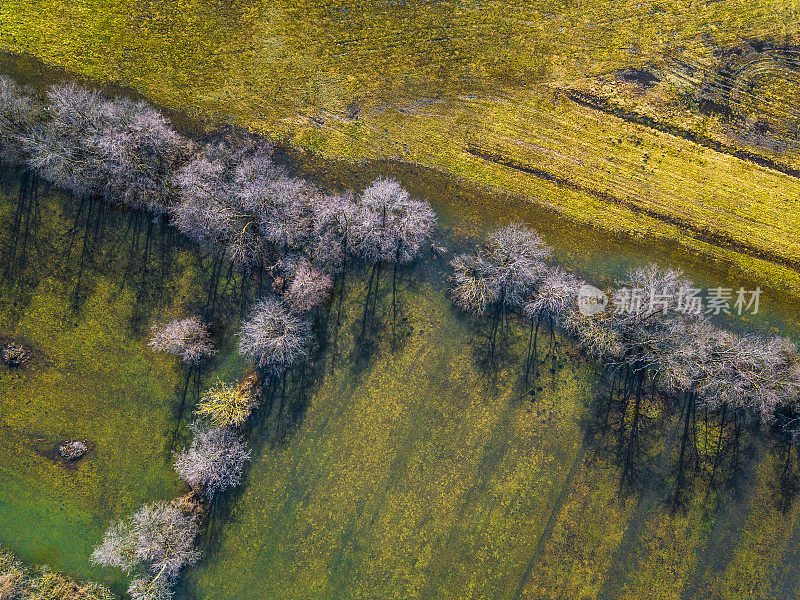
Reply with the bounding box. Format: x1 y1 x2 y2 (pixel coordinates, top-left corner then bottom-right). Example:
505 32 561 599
0 170 247 593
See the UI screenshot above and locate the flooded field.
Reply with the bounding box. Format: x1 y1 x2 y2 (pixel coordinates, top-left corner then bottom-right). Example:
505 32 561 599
2 162 800 599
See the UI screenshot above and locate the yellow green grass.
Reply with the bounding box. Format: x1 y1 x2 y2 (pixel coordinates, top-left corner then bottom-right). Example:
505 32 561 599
3 165 800 599
184 260 800 600
3 0 800 295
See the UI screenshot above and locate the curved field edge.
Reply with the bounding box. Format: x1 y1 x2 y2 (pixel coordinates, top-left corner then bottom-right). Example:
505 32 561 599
2 0 800 296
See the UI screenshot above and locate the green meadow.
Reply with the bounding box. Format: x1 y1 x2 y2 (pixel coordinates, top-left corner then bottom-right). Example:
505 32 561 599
0 169 238 593
183 262 800 600
3 3 800 598
3 167 800 599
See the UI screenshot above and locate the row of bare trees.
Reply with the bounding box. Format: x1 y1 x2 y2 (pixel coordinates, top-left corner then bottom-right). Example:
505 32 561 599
451 224 800 495
1 75 437 377
96 317 257 600
1 78 190 212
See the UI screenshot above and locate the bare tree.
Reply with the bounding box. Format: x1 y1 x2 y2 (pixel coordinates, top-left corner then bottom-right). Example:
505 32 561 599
449 252 498 316
225 150 287 266
241 175 317 252
20 83 190 213
522 267 582 382
24 83 111 197
524 267 581 326
451 223 550 314
127 574 173 600
171 144 240 247
309 192 359 274
485 223 550 310
566 309 624 360
282 258 334 313
239 297 309 374
95 97 192 213
696 333 800 422
174 423 251 499
450 223 550 362
92 499 200 599
149 316 216 365
349 178 437 341
352 177 436 265
656 316 718 395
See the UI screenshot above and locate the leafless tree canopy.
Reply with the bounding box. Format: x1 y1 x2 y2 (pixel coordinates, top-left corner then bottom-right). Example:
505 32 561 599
449 252 498 316
486 223 551 308
451 222 550 315
92 499 200 600
239 297 308 374
450 220 800 427
126 573 173 600
0 76 44 164
20 83 190 211
352 178 437 265
148 316 216 365
309 192 359 273
0 80 443 307
524 266 581 324
174 423 251 499
171 141 245 248
282 258 334 313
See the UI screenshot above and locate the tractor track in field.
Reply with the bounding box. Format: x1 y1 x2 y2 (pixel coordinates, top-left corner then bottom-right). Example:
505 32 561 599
464 140 800 273
565 88 800 179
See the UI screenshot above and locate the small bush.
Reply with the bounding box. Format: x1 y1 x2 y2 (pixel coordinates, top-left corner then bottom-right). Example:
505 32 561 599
195 374 260 428
239 297 308 375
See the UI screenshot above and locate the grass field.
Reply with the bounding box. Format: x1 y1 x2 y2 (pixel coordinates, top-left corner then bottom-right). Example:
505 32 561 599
4 4 800 598
0 169 247 593
3 165 800 600
2 0 800 294
182 247 800 600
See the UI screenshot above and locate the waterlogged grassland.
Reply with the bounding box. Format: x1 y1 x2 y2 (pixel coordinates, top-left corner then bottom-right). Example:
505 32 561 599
3 0 800 294
0 171 247 592
184 266 800 600
187 274 596 600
